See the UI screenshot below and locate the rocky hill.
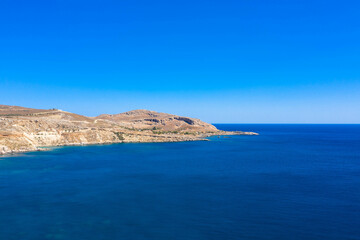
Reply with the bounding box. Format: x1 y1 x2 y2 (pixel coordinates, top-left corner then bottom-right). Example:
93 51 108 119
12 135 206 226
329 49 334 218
0 105 257 155
96 109 218 132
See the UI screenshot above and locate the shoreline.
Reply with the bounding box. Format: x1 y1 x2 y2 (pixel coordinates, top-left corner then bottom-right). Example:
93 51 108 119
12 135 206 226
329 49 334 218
0 105 258 157
0 131 258 157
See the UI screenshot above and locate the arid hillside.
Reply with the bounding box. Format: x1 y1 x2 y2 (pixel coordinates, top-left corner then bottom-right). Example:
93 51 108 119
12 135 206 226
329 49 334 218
0 105 257 155
0 105 57 116
96 109 218 132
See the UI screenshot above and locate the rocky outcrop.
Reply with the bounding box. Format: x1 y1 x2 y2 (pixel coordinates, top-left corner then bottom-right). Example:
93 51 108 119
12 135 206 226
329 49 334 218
95 109 219 132
0 105 258 155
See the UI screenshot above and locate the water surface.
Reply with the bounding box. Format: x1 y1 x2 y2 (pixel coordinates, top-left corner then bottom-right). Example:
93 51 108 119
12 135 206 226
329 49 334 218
1 124 359 240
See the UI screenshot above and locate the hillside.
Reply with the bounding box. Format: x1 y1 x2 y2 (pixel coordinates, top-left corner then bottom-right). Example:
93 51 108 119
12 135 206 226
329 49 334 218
0 105 257 155
96 109 218 132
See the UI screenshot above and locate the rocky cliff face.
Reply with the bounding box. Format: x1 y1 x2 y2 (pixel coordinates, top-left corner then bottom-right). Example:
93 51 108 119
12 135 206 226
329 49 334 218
0 105 257 155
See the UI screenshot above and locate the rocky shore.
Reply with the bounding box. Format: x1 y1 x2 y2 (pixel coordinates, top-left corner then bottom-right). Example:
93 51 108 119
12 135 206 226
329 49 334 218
0 105 258 155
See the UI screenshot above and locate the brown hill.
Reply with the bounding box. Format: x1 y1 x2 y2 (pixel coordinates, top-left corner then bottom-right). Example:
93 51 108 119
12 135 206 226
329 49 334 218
0 104 257 155
0 104 57 116
96 109 218 132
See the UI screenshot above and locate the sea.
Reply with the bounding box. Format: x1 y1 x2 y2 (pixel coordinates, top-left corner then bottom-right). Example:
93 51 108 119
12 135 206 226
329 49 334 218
0 124 359 240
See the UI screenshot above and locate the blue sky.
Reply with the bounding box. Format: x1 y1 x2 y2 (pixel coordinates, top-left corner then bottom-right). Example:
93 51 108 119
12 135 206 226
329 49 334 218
1 0 359 123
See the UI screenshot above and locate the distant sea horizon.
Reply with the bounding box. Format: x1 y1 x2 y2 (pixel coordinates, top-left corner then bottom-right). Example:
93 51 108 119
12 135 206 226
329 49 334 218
213 123 360 124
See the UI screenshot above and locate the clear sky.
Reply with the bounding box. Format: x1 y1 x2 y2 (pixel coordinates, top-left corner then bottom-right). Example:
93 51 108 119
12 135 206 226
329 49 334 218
1 0 359 123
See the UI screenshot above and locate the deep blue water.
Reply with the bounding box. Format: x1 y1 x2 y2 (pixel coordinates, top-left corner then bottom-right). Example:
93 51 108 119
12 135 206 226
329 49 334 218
1 124 360 240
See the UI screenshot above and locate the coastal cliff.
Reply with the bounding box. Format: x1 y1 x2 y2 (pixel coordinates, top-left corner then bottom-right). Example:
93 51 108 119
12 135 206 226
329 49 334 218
0 105 257 155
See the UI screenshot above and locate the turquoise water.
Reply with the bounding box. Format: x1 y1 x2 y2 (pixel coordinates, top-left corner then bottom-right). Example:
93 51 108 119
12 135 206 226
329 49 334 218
0 124 360 240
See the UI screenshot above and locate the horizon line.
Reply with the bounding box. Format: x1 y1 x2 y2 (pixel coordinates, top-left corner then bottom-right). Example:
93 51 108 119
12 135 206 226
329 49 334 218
212 123 360 125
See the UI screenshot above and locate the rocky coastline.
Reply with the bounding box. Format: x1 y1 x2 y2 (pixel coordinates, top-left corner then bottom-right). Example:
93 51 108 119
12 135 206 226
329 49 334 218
0 105 258 155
